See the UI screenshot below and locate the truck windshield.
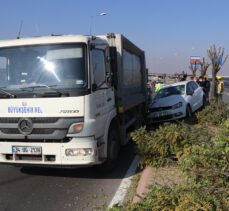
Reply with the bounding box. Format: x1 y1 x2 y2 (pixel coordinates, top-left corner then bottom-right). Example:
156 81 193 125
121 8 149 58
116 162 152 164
0 43 87 91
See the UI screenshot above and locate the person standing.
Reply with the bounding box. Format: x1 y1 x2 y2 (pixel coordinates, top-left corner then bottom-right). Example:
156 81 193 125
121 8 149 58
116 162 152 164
203 76 210 102
197 76 205 91
216 76 224 103
155 81 164 93
180 73 187 81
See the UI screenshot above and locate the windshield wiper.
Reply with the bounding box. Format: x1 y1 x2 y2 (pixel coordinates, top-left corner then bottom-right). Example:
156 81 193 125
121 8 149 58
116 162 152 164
20 84 63 96
0 87 16 98
20 84 57 89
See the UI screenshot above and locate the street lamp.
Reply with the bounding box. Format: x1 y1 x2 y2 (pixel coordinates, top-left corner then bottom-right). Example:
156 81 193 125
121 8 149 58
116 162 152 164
99 12 107 16
90 12 107 35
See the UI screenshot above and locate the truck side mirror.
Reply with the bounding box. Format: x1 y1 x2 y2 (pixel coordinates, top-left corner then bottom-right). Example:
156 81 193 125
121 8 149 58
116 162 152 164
109 47 118 89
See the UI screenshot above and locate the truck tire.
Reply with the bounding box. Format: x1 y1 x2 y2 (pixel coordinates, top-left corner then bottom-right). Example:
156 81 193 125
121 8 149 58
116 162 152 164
98 125 120 172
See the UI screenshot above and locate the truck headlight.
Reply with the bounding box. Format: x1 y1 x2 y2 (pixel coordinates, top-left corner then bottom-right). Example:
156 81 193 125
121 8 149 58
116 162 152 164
65 148 93 156
172 102 183 109
68 123 84 134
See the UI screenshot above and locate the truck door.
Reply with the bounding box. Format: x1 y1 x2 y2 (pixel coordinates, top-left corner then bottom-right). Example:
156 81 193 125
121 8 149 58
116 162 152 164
91 47 114 139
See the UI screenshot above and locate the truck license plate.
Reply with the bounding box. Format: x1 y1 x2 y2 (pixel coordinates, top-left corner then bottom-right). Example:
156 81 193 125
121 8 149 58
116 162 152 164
12 146 42 155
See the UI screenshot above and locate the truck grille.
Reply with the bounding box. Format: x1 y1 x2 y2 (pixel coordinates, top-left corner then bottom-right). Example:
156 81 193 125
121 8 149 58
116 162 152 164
0 117 83 142
149 106 172 112
5 154 56 162
1 128 56 135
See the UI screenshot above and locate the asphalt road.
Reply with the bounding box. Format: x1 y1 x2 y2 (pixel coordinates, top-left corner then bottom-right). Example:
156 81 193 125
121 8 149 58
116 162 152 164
223 78 229 103
0 143 136 211
223 87 229 103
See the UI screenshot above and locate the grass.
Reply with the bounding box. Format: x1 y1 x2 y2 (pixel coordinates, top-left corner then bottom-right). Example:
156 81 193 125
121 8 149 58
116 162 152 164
108 101 229 210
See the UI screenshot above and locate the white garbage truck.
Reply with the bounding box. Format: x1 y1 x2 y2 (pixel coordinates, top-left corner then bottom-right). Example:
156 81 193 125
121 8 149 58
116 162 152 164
0 33 147 170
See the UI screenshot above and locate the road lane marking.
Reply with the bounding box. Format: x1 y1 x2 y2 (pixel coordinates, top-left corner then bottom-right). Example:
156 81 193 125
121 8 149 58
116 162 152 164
108 155 139 208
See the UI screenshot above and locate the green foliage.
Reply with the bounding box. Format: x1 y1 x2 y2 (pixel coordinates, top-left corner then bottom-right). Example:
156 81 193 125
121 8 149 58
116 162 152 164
179 127 229 209
196 100 229 126
131 123 212 167
109 184 226 211
131 124 186 167
108 204 124 211
131 185 178 211
132 184 227 211
111 105 229 210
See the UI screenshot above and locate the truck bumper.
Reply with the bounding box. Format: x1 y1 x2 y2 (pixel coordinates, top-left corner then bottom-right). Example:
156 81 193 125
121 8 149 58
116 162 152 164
0 137 100 167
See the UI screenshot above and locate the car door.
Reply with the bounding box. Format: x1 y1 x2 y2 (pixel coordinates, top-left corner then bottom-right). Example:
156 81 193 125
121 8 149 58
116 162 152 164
186 82 196 111
190 81 203 110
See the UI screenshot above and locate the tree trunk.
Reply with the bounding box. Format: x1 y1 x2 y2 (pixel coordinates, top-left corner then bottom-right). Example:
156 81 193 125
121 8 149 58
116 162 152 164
210 70 217 99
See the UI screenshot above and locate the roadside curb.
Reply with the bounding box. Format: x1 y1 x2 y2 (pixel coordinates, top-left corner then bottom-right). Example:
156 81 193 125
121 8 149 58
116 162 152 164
108 156 139 208
132 166 155 203
132 165 183 204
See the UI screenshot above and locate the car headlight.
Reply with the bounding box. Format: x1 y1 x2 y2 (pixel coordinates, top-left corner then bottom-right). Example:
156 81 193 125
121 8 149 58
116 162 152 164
68 122 84 134
172 102 183 109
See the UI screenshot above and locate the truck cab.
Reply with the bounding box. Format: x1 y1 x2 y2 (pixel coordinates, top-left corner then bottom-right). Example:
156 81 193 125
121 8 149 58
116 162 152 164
0 34 147 170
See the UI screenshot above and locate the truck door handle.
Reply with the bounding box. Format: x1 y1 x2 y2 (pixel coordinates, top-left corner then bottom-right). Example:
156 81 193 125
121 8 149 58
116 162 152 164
107 97 112 102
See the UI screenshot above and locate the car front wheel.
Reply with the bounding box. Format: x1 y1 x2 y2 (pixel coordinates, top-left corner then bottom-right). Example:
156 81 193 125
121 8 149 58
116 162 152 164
186 105 192 118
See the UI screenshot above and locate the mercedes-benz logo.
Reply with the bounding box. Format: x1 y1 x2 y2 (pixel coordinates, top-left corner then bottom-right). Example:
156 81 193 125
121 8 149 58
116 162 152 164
18 118 33 135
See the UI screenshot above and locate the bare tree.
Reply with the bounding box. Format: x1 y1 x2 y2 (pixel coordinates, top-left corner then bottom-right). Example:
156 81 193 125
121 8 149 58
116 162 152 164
189 62 198 76
207 45 228 98
200 57 210 77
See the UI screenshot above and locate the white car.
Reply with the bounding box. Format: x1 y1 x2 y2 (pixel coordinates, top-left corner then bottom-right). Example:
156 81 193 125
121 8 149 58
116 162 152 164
148 81 206 123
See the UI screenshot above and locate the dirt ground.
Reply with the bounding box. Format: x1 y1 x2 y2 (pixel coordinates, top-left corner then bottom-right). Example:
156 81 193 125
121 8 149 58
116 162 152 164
133 165 185 203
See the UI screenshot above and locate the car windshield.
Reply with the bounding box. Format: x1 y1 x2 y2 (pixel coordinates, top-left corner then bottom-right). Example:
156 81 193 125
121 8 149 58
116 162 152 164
0 43 87 91
155 85 185 99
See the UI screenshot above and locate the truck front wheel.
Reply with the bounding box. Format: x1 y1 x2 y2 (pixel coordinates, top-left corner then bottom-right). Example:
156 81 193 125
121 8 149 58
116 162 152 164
99 126 120 172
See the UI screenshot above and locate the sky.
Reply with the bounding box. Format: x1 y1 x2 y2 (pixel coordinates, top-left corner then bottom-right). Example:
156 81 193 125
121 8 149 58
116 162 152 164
0 0 229 76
